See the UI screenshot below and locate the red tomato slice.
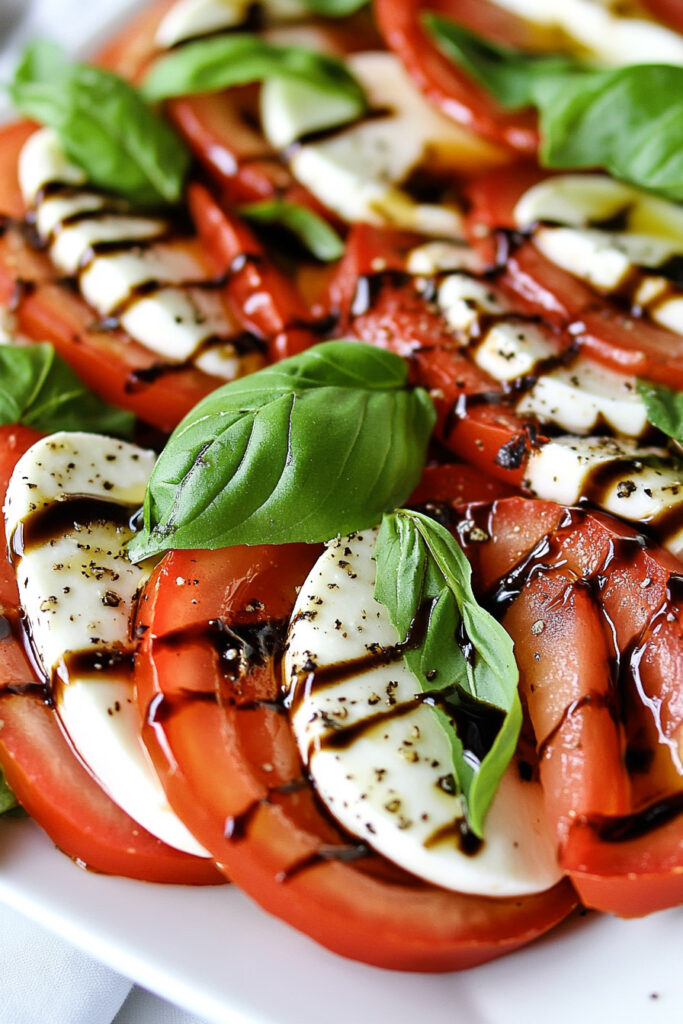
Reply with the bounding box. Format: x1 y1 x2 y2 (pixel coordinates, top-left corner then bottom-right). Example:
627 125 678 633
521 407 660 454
460 497 683 917
135 534 575 971
0 120 315 431
374 0 538 154
331 222 552 486
0 426 221 884
466 165 683 389
642 0 683 32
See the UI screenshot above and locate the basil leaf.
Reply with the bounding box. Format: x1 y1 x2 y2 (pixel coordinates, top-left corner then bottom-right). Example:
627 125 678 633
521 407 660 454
424 14 580 110
240 199 344 261
142 34 367 114
302 0 368 14
0 767 18 816
374 508 521 837
425 15 683 202
637 379 683 443
0 344 134 437
128 341 435 560
9 42 190 207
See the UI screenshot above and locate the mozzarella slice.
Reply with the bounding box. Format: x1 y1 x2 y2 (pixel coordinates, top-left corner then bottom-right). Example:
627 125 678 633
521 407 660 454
524 436 683 556
19 128 249 378
514 174 683 334
262 52 504 236
155 0 308 48
492 0 683 66
4 432 208 857
284 530 563 897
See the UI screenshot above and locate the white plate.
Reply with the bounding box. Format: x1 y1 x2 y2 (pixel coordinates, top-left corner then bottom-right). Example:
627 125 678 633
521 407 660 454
0 2 682 1022
1 817 682 1024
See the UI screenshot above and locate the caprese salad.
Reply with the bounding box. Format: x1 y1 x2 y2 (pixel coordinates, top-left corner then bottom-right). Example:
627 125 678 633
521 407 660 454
0 0 681 975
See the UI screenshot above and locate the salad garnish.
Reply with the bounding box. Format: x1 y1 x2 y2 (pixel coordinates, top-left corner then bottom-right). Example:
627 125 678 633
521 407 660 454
128 340 436 559
374 508 521 838
239 198 346 261
425 15 683 201
9 40 190 206
0 343 134 436
637 379 683 445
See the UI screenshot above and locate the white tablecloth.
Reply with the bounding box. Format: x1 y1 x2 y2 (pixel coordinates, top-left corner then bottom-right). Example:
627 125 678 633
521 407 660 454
0 1 212 1021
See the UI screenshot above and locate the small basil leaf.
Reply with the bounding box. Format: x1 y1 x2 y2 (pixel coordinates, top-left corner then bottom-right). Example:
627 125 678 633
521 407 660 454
9 42 190 207
374 508 521 837
424 15 683 202
0 767 18 816
637 379 683 443
302 0 368 14
240 199 344 261
142 34 367 114
128 341 435 560
424 14 581 110
0 344 134 437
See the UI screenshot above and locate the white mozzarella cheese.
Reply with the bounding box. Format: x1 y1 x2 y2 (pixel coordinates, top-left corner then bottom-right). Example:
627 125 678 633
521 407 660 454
437 273 505 335
284 531 563 897
4 432 208 857
405 241 485 277
492 0 683 66
19 128 244 378
262 52 504 236
517 358 649 437
524 436 683 556
155 0 307 48
514 174 683 334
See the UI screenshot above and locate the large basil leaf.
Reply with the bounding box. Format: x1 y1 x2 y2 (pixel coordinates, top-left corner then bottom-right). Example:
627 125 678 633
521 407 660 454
142 33 367 114
0 344 134 437
10 41 190 207
240 199 345 261
128 341 435 560
374 508 521 837
637 379 683 443
425 15 683 202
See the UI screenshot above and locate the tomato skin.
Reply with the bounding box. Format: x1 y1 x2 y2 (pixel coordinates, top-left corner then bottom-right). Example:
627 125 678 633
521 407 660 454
642 0 683 32
137 537 576 971
466 165 683 389
461 497 683 918
0 426 221 883
187 184 316 360
374 0 538 154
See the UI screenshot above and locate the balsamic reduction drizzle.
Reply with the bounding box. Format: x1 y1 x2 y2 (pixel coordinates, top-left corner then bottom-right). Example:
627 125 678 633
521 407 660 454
9 494 138 561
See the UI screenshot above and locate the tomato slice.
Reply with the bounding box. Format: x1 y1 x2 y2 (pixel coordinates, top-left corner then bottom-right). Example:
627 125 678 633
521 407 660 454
460 497 683 917
375 0 538 154
331 222 551 486
0 426 221 883
135 522 576 971
641 0 683 32
466 165 683 389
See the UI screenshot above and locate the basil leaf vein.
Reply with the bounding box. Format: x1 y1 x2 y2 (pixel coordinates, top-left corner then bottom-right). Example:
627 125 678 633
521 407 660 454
374 508 521 837
9 41 190 207
128 341 435 560
240 199 344 261
0 344 134 437
425 14 683 201
142 33 367 115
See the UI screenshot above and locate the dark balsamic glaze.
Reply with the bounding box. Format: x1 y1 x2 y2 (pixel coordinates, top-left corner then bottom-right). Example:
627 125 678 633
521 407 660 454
583 790 683 843
10 494 138 561
283 106 393 157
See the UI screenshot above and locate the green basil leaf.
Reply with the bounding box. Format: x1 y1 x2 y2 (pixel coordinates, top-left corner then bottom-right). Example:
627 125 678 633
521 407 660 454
128 341 435 560
302 0 368 14
0 344 134 437
0 767 19 816
424 15 683 202
637 379 683 442
142 34 367 114
374 508 521 837
240 199 344 261
424 13 580 110
9 42 190 207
